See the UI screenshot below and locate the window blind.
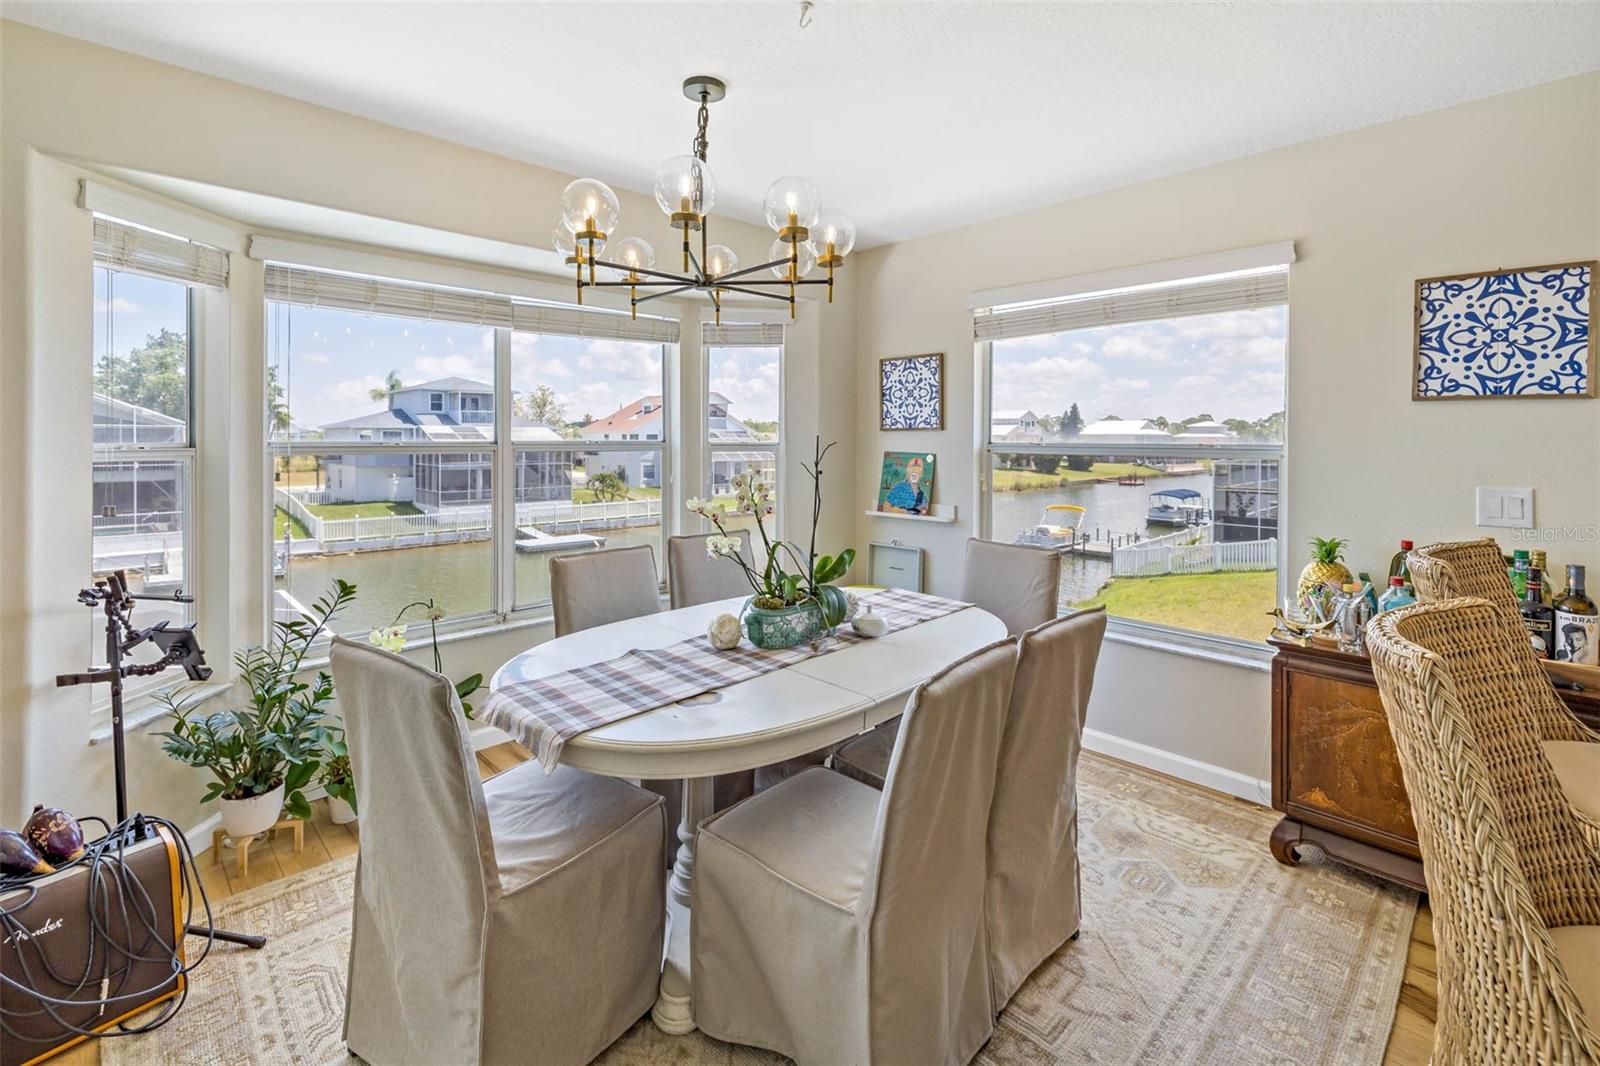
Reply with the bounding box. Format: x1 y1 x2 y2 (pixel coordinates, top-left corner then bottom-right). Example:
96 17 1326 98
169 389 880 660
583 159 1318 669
703 321 784 347
93 217 230 289
973 267 1288 342
263 264 678 343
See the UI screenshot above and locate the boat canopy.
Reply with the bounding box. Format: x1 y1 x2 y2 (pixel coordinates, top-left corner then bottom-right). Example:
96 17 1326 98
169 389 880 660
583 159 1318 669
1044 504 1086 513
1150 488 1203 501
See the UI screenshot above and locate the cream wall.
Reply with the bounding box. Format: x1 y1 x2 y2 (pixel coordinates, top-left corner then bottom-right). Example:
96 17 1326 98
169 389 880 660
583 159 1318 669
852 72 1599 793
0 22 851 828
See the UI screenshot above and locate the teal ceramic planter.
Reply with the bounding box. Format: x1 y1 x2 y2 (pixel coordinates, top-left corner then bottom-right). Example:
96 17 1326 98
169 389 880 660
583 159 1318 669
742 598 825 650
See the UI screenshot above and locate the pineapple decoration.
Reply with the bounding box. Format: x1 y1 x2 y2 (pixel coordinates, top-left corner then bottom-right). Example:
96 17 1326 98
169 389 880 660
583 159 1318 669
1298 537 1353 603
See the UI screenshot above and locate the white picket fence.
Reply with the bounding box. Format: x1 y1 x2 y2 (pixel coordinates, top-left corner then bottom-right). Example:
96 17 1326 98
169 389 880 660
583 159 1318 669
1113 534 1278 577
274 489 661 547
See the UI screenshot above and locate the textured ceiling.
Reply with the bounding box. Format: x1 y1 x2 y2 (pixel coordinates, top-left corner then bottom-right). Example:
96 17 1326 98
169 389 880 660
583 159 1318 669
6 1 1597 247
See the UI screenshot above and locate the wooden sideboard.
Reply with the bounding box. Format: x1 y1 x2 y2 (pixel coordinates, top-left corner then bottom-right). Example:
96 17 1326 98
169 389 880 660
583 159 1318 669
1269 637 1600 892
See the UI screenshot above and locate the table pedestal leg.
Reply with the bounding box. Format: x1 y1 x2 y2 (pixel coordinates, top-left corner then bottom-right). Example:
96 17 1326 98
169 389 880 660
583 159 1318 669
652 776 712 1035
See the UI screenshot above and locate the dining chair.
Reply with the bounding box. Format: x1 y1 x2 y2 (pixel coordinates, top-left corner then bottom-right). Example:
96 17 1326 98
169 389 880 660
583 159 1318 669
831 537 1060 789
550 543 661 636
330 637 667 1066
691 638 1018 1066
667 530 753 609
986 605 1108 1011
551 540 748 844
1367 601 1600 1063
1409 538 1599 828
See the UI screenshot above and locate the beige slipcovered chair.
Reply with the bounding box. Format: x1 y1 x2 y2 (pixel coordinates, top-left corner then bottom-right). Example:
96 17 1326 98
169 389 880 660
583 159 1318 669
986 606 1108 1011
692 639 1019 1065
1409 538 1600 827
330 637 666 1066
667 530 753 609
549 543 661 636
1367 600 1600 1063
833 537 1061 789
666 530 761 806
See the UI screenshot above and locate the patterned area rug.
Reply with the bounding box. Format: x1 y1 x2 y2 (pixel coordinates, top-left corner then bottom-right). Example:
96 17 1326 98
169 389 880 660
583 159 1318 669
105 754 1416 1065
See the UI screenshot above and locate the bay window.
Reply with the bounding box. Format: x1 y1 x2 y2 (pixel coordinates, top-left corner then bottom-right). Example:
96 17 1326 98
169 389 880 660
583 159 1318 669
265 264 676 637
703 322 783 535
976 260 1289 645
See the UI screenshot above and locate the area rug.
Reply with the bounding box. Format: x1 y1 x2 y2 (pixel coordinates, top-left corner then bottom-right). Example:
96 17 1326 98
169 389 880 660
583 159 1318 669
104 754 1416 1065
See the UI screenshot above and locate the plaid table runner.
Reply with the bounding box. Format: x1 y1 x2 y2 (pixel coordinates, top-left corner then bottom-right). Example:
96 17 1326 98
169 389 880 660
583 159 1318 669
482 588 973 771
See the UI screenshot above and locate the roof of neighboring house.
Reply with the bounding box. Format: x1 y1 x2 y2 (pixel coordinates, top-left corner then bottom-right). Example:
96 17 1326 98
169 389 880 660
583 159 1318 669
392 376 493 394
322 407 563 443
992 410 1038 423
1079 418 1168 437
322 409 418 431
581 396 665 435
1184 420 1230 431
92 392 185 426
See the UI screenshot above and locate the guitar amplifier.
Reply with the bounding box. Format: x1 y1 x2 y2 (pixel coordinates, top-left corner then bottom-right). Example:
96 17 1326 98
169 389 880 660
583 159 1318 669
1 826 185 1066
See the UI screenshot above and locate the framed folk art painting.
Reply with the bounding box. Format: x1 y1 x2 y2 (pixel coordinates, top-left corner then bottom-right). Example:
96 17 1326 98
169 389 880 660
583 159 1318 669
1414 260 1596 400
879 353 944 430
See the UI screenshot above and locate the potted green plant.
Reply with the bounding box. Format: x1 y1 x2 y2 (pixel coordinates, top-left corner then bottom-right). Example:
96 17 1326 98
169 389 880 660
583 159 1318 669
319 737 358 825
157 579 356 840
687 438 855 650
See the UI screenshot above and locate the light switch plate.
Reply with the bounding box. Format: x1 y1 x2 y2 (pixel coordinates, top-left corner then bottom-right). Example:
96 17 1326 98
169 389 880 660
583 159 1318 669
1476 486 1534 529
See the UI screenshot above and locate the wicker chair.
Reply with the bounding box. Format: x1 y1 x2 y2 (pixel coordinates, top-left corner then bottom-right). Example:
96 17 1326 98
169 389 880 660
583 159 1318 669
1368 599 1600 1064
1408 539 1600 839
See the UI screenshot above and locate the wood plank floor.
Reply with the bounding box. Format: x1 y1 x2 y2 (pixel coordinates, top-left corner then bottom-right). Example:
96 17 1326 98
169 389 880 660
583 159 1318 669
57 742 1439 1065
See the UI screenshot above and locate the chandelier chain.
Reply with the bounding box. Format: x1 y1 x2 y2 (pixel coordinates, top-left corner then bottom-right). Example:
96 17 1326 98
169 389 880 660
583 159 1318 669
693 95 711 163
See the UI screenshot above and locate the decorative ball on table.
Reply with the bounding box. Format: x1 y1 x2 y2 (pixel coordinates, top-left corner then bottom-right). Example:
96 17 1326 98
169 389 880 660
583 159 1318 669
852 612 887 638
708 612 743 651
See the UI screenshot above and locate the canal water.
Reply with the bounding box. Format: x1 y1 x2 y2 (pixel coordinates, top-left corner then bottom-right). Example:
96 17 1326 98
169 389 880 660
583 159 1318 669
988 471 1213 604
278 472 1216 633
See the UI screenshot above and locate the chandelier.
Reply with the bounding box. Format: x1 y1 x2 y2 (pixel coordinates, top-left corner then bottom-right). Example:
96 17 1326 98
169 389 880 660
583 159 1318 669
554 75 855 324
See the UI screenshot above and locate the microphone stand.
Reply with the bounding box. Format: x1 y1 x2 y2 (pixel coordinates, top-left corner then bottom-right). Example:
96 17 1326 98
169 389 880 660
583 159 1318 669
56 572 267 950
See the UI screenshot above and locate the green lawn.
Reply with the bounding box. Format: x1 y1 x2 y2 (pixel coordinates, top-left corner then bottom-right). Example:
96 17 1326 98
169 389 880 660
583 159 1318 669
305 501 423 520
992 462 1162 492
1071 569 1278 642
273 507 311 541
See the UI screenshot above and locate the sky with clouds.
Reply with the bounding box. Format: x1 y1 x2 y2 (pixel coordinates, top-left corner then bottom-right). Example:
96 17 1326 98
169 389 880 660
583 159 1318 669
991 305 1286 426
259 303 783 432
94 267 188 364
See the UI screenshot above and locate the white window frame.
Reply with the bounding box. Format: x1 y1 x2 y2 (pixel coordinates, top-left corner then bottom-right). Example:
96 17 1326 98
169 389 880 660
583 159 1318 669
973 257 1291 657
702 328 785 540
89 263 201 706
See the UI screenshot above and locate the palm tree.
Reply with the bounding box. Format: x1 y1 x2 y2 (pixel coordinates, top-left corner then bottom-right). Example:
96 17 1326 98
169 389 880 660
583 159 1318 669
369 369 403 404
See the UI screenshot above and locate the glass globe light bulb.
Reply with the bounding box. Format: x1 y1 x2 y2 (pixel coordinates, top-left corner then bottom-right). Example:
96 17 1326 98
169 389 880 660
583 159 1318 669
653 155 717 217
560 178 620 236
553 225 576 259
705 244 739 279
762 175 820 233
768 237 815 279
806 208 857 260
606 237 656 281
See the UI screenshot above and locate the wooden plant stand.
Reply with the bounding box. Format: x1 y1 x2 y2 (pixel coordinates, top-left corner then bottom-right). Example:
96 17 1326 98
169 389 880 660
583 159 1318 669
213 818 304 879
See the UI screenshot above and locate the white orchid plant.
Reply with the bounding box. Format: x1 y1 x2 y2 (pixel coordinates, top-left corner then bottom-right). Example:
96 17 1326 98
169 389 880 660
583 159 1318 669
368 598 482 719
687 438 855 626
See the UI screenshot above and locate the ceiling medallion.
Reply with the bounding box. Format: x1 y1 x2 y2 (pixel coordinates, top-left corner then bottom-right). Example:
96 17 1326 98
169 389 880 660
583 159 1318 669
555 75 855 324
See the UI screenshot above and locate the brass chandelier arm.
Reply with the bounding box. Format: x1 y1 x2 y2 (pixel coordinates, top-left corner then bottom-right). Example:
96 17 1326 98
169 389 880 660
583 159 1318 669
633 284 698 305
713 283 794 303
707 256 796 284
586 258 709 286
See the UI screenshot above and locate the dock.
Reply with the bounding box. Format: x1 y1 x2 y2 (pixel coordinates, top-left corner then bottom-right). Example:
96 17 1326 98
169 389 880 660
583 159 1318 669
515 527 607 553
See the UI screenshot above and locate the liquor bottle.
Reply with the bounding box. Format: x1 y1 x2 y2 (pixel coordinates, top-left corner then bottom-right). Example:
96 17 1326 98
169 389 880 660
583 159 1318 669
1378 576 1416 613
1531 550 1553 605
1356 572 1381 616
1387 540 1414 583
1509 550 1531 599
1519 567 1555 659
1553 564 1598 666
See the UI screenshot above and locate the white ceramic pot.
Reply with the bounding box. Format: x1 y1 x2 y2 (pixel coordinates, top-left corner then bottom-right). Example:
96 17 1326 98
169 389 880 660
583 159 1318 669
327 795 358 825
218 782 285 839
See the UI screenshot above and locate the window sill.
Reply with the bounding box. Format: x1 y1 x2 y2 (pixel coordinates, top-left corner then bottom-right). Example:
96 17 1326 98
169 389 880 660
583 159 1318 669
1102 617 1273 672
89 680 234 746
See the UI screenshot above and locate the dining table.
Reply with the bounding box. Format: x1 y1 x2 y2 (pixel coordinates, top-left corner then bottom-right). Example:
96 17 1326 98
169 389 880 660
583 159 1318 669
486 586 1006 1035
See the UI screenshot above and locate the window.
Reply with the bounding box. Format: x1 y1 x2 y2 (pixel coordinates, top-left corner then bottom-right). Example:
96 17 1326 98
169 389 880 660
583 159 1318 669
266 264 677 635
509 329 667 609
92 224 212 676
978 263 1288 644
704 322 783 536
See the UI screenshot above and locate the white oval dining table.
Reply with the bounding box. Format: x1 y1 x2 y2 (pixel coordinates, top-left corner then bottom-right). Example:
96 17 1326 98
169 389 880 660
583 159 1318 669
489 588 1005 1035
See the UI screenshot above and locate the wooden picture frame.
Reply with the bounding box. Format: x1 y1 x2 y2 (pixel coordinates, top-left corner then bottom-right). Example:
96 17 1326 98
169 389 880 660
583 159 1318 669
1413 260 1596 400
879 352 944 430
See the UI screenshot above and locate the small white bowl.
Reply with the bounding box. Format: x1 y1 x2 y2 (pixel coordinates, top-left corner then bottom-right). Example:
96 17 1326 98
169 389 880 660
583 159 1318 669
851 612 888 638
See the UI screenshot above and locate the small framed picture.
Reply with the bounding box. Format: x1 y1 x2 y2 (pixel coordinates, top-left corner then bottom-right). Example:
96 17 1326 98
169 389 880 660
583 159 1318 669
880 353 944 430
877 451 936 516
1414 260 1596 400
